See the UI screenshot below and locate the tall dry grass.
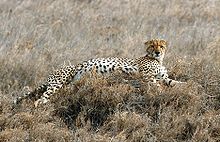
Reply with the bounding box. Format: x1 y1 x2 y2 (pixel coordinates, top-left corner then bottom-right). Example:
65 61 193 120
0 0 220 141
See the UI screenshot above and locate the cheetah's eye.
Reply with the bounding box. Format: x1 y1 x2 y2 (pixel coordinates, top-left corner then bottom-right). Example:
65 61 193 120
160 46 165 49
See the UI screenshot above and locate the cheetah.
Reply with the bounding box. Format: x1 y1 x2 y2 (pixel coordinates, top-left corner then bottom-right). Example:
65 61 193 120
14 39 185 107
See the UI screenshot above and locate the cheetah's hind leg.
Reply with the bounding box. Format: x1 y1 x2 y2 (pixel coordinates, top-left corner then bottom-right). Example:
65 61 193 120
12 84 48 108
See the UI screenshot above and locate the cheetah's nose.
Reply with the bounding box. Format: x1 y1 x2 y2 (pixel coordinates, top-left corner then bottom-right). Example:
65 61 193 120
155 51 160 55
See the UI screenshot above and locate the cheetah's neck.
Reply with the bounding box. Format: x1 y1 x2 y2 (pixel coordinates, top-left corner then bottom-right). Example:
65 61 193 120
144 55 163 65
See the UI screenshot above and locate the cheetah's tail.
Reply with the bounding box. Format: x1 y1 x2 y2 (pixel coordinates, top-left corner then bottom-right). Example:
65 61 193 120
13 84 48 106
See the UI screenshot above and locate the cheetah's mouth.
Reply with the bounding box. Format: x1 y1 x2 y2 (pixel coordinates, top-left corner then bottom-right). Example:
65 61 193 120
155 54 160 57
154 53 161 58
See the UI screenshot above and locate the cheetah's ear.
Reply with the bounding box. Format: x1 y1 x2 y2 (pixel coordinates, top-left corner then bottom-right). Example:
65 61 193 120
161 39 168 46
144 40 151 46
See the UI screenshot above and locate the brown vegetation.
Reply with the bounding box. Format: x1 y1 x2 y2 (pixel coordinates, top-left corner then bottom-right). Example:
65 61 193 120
0 0 220 141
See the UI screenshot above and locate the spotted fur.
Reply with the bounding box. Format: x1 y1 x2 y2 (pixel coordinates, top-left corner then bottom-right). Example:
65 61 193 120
14 39 184 107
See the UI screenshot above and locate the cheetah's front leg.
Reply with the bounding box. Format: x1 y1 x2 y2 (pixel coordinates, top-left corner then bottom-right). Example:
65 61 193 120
163 78 186 87
157 66 186 87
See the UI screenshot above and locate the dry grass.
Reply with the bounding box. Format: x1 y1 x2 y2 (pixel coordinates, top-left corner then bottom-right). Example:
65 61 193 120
0 0 220 141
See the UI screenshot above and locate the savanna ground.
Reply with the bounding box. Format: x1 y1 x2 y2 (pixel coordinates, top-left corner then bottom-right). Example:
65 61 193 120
0 0 220 141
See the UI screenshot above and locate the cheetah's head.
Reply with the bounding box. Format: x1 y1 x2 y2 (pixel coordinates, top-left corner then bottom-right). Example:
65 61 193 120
144 39 167 62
